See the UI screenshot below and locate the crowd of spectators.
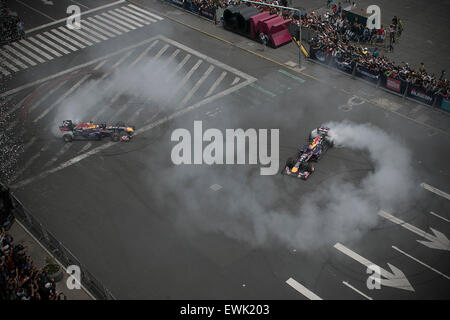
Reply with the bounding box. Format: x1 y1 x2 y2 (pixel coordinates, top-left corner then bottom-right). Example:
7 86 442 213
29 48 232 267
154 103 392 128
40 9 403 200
0 227 67 300
0 188 66 300
0 0 25 45
305 5 448 97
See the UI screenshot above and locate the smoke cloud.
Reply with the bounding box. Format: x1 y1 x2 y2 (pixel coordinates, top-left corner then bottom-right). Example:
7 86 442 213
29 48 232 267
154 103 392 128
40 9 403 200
155 121 416 251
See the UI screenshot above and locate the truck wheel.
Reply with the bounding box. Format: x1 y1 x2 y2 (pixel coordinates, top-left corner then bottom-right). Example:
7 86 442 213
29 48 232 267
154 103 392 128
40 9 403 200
63 134 73 142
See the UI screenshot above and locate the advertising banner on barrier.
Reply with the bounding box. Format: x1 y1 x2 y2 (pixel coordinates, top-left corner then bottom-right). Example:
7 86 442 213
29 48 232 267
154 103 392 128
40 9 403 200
441 97 450 112
407 85 435 105
199 7 215 20
386 77 401 92
355 65 379 84
171 0 184 7
332 57 354 74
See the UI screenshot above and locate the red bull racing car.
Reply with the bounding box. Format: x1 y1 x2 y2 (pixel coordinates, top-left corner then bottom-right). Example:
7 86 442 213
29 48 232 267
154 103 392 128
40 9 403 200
282 126 334 180
59 120 135 142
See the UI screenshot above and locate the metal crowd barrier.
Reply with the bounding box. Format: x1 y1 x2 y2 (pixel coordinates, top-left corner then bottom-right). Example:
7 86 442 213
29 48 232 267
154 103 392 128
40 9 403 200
0 183 116 300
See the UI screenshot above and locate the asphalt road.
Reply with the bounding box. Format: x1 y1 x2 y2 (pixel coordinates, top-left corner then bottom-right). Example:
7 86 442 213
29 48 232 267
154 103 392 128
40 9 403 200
1 0 449 299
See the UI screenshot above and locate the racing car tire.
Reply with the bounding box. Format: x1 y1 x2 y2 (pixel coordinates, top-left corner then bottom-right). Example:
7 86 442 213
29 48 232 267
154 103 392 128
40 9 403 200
285 157 297 168
63 134 73 143
111 133 120 142
306 162 314 173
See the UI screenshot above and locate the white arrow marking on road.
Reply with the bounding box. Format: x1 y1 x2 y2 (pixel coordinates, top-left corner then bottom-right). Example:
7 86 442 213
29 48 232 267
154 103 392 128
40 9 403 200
420 183 450 200
429 211 450 223
286 278 322 300
392 246 450 280
378 210 450 251
334 243 415 292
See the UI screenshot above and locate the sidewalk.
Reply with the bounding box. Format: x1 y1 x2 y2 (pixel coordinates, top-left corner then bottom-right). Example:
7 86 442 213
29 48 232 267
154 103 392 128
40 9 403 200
7 220 93 300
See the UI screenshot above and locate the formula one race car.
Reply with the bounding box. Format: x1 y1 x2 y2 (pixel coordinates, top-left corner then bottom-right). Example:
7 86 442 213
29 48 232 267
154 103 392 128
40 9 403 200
282 126 333 180
59 120 135 142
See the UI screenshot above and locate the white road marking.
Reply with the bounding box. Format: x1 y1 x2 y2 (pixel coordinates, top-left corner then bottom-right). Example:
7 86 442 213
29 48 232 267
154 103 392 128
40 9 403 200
180 64 214 107
5 45 38 65
101 12 136 30
151 44 169 61
22 137 37 152
128 4 164 20
25 0 126 33
86 17 121 36
33 61 106 122
19 39 54 60
58 26 93 46
342 281 373 300
0 58 19 72
28 36 63 57
82 19 115 38
44 31 78 51
11 42 46 63
11 142 51 182
51 28 85 48
113 8 152 24
105 41 160 120
0 65 11 76
94 14 130 33
165 48 180 65
429 211 450 223
0 49 28 69
231 76 240 85
78 142 92 154
170 59 203 101
166 54 191 82
421 182 450 200
334 242 415 291
71 25 102 43
205 71 226 97
13 78 255 188
128 107 144 123
120 6 157 23
392 246 450 280
43 143 73 169
36 34 70 54
286 278 322 300
5 93 30 117
108 10 144 27
378 210 450 251
29 78 70 112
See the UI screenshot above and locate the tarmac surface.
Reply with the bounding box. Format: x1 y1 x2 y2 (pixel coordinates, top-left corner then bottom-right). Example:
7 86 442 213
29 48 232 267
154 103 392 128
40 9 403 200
0 0 449 299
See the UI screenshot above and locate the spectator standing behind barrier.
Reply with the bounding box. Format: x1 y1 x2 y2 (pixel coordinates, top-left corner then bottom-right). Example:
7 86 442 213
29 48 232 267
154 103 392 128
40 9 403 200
419 62 425 73
16 18 24 39
259 32 268 51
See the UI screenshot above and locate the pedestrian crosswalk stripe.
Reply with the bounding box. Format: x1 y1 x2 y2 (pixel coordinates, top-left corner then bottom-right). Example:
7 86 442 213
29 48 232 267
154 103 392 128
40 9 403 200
0 65 11 76
78 21 109 40
44 31 78 52
101 12 136 30
128 4 164 20
4 45 38 66
94 14 129 33
1 5 164 77
51 29 85 49
36 34 70 55
71 24 102 43
114 7 153 24
10 42 45 63
19 39 54 60
58 26 93 46
29 36 63 57
82 19 116 38
121 6 157 23
0 49 28 69
109 9 144 27
86 16 121 36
